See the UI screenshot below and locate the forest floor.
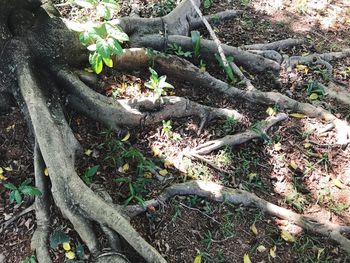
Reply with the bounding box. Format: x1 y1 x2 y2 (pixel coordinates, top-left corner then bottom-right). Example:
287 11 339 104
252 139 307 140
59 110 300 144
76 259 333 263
1 0 350 262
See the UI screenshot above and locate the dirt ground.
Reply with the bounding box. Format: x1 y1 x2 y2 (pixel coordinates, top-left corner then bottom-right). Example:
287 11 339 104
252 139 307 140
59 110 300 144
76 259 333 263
1 0 350 262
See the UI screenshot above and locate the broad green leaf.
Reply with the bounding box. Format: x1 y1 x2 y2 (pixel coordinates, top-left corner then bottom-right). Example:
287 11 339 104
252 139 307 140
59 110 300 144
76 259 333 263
4 183 17 190
50 229 70 249
89 52 103 74
97 4 112 20
102 0 119 9
9 191 15 203
14 190 22 204
103 57 113 67
85 165 99 178
79 31 94 46
149 67 158 78
105 23 129 42
96 38 111 59
107 38 123 55
21 186 42 197
191 30 201 58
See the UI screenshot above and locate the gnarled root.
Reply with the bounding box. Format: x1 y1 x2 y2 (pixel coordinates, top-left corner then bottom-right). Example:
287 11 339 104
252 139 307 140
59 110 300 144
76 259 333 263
123 180 350 254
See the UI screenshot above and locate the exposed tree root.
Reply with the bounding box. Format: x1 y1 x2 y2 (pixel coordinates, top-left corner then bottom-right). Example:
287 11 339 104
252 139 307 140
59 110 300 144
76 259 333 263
1 204 34 229
189 113 287 155
123 180 350 254
242 38 305 51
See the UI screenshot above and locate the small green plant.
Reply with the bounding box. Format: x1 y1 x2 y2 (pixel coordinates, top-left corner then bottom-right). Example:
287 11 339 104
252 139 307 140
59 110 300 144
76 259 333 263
4 179 42 205
215 147 233 167
240 0 251 7
202 230 213 249
251 121 272 144
223 116 237 134
221 213 235 237
306 80 325 99
152 0 176 16
145 68 174 99
20 255 37 263
115 177 151 206
167 43 192 58
81 165 99 185
187 162 212 181
286 189 308 212
203 0 213 9
215 54 236 83
162 119 172 137
329 201 349 215
191 30 201 58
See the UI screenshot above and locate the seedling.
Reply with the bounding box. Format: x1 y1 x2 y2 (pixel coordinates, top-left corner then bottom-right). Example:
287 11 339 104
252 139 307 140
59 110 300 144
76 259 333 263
162 119 172 137
145 68 174 99
4 178 42 205
74 0 120 20
167 43 192 58
114 177 151 206
223 116 237 134
305 80 325 100
202 230 213 249
191 31 201 58
152 0 176 16
81 165 99 185
203 0 213 9
20 255 37 263
215 54 236 83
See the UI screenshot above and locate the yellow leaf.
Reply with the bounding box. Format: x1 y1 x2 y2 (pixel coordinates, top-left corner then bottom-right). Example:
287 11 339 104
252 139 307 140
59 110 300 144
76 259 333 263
269 246 277 258
84 149 93 156
332 179 344 189
4 166 13 172
309 93 318 100
122 163 129 172
143 172 153 178
296 64 309 74
121 132 130 142
0 174 8 180
159 169 168 176
303 142 311 149
266 106 277 116
62 242 71 251
281 230 296 242
289 113 306 118
274 142 282 151
193 255 201 263
257 245 267 252
65 251 75 260
6 124 15 132
243 253 251 263
248 173 257 182
44 168 49 176
164 160 173 168
152 147 160 157
250 223 258 235
0 167 3 174
290 160 298 170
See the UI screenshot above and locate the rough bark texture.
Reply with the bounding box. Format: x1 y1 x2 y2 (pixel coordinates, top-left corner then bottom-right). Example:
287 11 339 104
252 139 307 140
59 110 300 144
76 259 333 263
1 0 350 262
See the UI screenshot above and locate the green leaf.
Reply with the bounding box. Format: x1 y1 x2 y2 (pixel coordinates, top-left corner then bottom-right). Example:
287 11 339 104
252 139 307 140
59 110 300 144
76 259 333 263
79 31 94 46
96 38 111 59
114 177 131 183
149 67 158 78
9 191 15 203
50 229 70 249
134 195 145 207
105 23 129 42
103 57 113 67
14 190 22 204
76 243 85 259
101 0 119 9
21 178 33 186
87 44 97 51
191 31 201 58
85 165 99 178
96 4 112 20
74 0 97 8
124 195 134 206
107 38 123 55
4 183 17 191
89 52 103 74
129 183 135 196
21 186 42 197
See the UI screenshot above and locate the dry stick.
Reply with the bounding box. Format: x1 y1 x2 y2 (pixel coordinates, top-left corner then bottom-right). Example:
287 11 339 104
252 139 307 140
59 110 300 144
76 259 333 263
123 180 350 253
189 0 254 89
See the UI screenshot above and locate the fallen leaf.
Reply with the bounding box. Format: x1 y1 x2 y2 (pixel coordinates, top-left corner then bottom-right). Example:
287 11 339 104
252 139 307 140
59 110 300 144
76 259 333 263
303 143 311 149
266 106 277 116
164 160 173 168
4 166 13 172
248 173 257 182
193 255 201 263
269 246 277 258
243 253 251 263
65 251 75 260
0 167 3 174
122 163 129 172
84 149 93 156
257 245 267 253
152 147 160 157
121 132 130 142
296 64 309 74
44 168 49 176
143 172 153 178
159 169 168 176
289 113 306 118
250 223 258 235
290 160 298 170
332 179 344 189
0 174 8 180
62 242 71 251
6 124 15 132
274 142 282 151
281 230 296 242
309 93 318 100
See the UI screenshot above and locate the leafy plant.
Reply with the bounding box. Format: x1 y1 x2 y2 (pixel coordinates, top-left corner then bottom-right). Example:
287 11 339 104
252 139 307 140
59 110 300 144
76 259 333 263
167 43 192 58
286 189 308 212
81 165 99 185
203 0 213 9
20 255 37 263
223 116 237 134
50 228 70 249
114 177 151 206
79 22 129 73
162 119 172 137
4 178 42 205
191 31 201 58
152 0 176 16
305 80 325 100
215 54 236 83
202 230 213 248
145 68 174 99
74 0 120 20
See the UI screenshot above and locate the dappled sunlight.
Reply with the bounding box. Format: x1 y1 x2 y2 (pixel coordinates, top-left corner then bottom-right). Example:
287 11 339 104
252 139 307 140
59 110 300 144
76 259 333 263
196 180 224 195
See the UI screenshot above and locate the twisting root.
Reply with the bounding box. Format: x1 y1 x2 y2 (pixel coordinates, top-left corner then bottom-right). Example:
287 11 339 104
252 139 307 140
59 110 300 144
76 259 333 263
123 180 350 253
242 38 305 51
189 113 288 155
